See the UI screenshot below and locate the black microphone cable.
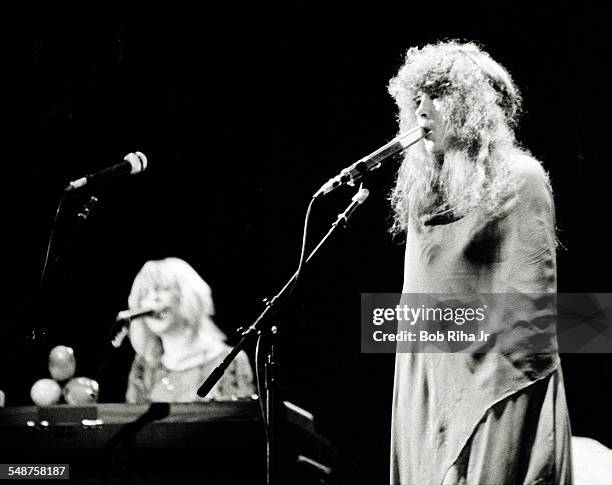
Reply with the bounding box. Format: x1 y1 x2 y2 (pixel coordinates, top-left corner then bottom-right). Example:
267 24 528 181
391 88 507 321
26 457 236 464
38 190 67 287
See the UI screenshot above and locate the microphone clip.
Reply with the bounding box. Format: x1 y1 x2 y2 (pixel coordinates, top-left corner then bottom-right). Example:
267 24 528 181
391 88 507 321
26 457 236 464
76 195 102 221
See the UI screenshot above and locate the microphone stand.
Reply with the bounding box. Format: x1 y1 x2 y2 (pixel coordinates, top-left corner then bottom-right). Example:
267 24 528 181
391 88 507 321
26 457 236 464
29 193 103 371
96 316 133 382
263 325 278 485
197 186 369 485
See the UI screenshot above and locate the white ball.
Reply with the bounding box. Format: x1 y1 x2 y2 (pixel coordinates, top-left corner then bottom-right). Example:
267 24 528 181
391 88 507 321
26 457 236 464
63 377 99 405
48 345 76 382
30 378 62 406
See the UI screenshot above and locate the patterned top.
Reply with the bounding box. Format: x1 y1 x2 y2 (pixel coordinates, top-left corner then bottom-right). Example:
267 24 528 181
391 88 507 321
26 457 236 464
125 345 255 403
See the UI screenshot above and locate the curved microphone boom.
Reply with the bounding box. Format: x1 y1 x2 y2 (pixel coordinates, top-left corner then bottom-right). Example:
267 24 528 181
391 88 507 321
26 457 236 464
314 127 427 198
65 151 148 191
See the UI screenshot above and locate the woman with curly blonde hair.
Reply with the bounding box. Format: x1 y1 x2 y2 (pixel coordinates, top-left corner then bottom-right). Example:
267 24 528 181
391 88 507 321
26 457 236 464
389 42 572 484
125 257 254 403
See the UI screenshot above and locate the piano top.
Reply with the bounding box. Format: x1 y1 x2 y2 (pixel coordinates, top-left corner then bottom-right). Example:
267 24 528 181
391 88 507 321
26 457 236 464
0 399 317 434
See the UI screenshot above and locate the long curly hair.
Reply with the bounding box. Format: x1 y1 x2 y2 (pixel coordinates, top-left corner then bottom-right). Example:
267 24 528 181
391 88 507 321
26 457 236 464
388 41 527 233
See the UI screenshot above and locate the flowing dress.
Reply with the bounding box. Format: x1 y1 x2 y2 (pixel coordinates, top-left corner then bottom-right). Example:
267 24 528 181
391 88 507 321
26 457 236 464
391 156 572 484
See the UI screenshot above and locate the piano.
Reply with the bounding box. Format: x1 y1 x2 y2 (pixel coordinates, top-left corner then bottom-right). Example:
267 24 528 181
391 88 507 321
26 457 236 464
0 400 336 484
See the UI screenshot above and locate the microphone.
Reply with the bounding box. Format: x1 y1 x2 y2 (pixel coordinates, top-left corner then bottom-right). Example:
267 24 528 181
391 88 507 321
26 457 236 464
115 307 159 322
314 126 427 197
65 151 148 191
108 307 159 349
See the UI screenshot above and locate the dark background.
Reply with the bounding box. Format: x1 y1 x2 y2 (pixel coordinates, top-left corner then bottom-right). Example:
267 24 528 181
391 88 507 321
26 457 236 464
2 2 610 483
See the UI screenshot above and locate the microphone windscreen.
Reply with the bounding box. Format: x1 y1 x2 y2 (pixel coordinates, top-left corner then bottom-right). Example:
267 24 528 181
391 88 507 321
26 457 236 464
124 152 148 175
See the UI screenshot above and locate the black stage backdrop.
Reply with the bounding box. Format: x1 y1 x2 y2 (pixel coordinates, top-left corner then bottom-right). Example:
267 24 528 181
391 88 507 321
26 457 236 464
3 3 611 483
